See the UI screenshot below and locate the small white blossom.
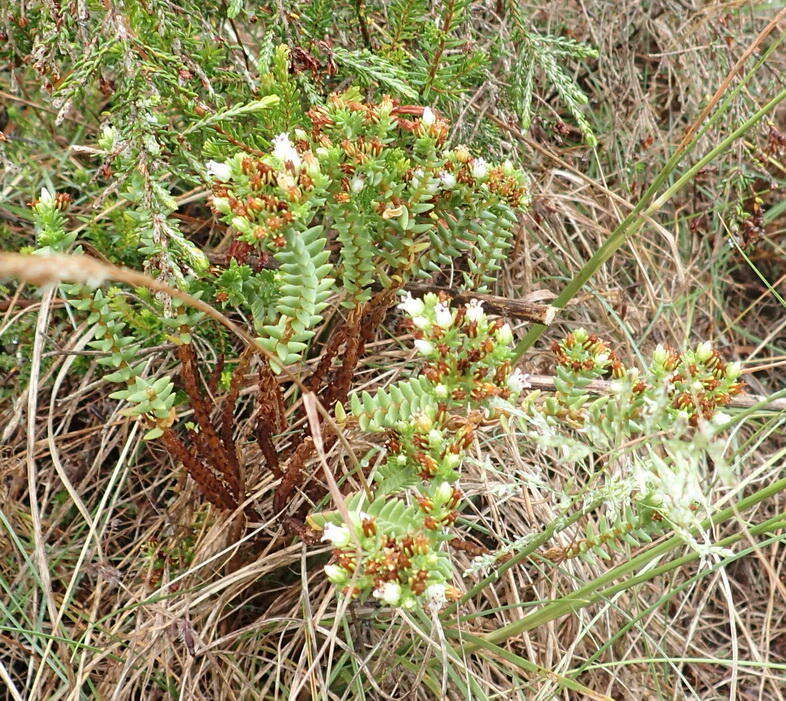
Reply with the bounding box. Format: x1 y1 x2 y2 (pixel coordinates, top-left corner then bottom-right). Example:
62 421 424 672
425 583 447 610
272 132 302 168
434 384 448 398
434 302 452 328
373 581 401 605
421 106 436 126
501 159 514 175
439 170 457 189
396 454 408 465
428 429 443 445
465 299 484 323
206 160 232 182
398 291 425 317
412 315 431 330
39 187 55 205
350 176 365 193
507 369 531 394
324 564 348 584
470 157 489 180
321 523 351 548
414 339 435 356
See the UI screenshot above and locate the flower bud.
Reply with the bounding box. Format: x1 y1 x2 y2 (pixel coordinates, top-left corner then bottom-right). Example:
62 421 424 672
321 523 351 548
414 339 435 356
725 361 742 380
496 323 513 345
414 412 433 433
231 216 253 235
422 106 436 126
428 429 443 445
206 160 232 182
324 564 348 584
211 196 231 214
435 481 453 504
652 344 668 366
695 341 713 363
373 581 401 606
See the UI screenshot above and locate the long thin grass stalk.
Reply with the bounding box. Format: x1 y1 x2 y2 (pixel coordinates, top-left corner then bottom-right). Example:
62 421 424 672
513 85 786 359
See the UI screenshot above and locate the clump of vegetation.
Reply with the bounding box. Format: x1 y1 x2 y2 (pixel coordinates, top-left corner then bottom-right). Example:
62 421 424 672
2 0 785 698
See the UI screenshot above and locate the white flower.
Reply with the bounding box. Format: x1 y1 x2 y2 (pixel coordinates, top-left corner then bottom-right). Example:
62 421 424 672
272 132 302 168
434 302 453 328
496 323 514 345
428 429 443 445
39 187 55 205
396 454 408 465
726 362 742 379
397 291 425 317
373 581 401 605
502 159 514 175
350 176 365 193
439 170 457 189
465 299 484 323
321 523 351 548
324 564 348 584
434 384 448 398
471 157 489 180
421 106 436 126
652 344 668 366
206 160 232 181
507 368 531 394
414 339 435 356
425 583 447 609
412 315 431 330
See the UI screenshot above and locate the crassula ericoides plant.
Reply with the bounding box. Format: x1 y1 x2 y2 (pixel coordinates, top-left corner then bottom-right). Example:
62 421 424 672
206 88 530 370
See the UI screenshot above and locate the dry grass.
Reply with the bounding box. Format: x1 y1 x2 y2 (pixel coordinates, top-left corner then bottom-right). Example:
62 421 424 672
2 1 786 699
